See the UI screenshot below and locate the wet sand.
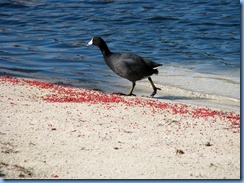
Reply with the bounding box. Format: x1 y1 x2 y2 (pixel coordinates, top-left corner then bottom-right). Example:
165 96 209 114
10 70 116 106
0 75 240 179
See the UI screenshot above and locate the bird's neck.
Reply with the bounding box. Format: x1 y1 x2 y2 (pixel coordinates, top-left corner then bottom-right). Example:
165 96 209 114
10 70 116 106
99 42 112 57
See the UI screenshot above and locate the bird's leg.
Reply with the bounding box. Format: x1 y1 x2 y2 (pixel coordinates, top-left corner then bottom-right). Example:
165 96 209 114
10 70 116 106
127 82 136 96
148 77 161 97
111 82 136 96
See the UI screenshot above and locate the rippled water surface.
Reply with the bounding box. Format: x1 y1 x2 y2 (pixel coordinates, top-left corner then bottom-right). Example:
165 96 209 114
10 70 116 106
0 0 240 98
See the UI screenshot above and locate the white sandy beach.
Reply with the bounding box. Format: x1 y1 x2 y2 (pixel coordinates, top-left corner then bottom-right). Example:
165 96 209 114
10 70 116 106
0 75 240 179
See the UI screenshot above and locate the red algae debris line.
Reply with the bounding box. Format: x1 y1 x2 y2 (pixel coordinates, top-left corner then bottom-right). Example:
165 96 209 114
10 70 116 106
0 75 240 131
0 75 21 84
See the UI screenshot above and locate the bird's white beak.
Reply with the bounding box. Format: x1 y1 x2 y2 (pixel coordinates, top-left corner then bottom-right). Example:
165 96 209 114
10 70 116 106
87 38 93 46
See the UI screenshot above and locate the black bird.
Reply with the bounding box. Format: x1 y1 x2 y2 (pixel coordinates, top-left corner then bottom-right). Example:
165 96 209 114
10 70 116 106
87 36 162 97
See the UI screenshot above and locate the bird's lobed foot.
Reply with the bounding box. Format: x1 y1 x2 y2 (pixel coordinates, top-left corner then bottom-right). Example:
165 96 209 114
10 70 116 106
111 92 126 95
127 93 136 96
150 87 161 97
150 93 156 97
111 92 136 96
92 88 105 93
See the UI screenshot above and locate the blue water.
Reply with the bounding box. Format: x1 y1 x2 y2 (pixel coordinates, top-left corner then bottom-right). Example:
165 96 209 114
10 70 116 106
0 0 240 92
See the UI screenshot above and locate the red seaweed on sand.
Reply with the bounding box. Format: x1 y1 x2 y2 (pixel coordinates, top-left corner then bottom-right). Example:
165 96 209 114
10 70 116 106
0 75 240 132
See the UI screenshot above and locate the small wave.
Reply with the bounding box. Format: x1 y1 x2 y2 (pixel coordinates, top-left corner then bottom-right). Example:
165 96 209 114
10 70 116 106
0 66 41 73
0 2 27 9
146 15 179 21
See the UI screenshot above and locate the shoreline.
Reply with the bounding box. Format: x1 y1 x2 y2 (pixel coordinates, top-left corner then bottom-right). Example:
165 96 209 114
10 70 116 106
0 75 240 179
4 65 240 113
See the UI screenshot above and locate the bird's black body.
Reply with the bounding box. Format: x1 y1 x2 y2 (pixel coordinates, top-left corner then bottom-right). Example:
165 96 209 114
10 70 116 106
87 36 162 97
105 53 161 82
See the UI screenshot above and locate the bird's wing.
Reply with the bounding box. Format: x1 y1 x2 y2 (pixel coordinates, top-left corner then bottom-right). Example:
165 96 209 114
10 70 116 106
142 58 162 68
120 53 162 68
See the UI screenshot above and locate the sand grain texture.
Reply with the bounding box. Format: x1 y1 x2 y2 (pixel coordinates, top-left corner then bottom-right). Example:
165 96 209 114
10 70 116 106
0 76 240 179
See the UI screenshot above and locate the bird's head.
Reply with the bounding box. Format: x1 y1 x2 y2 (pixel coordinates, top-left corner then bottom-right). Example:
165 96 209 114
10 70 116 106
87 36 104 47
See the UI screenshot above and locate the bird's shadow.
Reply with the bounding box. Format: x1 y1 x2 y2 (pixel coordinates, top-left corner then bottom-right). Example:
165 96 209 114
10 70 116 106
153 95 204 101
90 88 205 102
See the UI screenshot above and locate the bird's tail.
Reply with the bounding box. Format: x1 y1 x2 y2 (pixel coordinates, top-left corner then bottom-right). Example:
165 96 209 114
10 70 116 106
153 69 159 75
153 63 162 75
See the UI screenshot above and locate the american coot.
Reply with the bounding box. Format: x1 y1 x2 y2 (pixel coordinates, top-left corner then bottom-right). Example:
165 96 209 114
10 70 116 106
87 36 162 97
